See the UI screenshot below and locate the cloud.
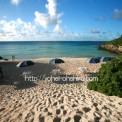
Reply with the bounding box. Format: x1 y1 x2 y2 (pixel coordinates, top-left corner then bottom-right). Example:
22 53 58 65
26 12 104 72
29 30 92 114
0 18 67 41
45 0 57 17
34 0 63 33
0 0 112 41
0 0 65 41
95 16 105 21
91 29 100 34
0 18 41 41
54 21 62 33
11 0 20 6
35 11 50 29
0 18 103 41
113 9 122 20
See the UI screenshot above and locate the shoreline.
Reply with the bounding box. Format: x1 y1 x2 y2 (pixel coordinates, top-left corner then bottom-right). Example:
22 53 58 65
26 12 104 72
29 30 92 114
0 57 88 62
0 56 118 62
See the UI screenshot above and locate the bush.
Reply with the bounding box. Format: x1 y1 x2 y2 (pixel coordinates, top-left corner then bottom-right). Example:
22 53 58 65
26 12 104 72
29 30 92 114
87 56 122 97
106 35 122 46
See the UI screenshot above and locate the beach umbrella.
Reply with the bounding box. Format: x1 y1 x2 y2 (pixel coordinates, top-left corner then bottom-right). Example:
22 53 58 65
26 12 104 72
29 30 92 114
49 58 64 64
87 58 100 63
96 57 102 60
100 57 113 62
0 56 3 60
0 56 8 61
26 60 35 66
16 60 35 67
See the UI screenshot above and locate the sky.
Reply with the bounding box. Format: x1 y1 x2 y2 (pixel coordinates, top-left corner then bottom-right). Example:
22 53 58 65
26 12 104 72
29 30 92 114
0 0 122 41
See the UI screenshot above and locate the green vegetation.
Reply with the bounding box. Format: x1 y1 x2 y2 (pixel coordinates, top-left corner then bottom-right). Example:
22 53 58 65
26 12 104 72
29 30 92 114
87 57 122 97
106 35 122 46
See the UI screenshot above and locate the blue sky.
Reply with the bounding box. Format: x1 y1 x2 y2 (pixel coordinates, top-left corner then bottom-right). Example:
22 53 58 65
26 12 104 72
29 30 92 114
0 0 122 41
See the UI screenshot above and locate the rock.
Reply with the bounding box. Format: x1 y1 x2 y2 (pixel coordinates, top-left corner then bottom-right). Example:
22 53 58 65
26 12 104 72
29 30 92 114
99 35 122 54
99 44 122 54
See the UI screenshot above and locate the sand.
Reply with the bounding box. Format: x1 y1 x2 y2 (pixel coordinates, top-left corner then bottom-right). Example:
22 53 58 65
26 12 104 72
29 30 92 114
0 58 122 122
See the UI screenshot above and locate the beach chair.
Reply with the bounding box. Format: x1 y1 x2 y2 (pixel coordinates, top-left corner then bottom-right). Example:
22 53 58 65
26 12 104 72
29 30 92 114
51 69 61 76
21 71 33 81
78 67 99 74
93 69 99 73
21 71 32 77
78 67 90 74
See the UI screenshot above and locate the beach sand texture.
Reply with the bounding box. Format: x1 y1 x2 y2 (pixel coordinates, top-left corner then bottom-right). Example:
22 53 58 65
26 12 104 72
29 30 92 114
0 58 122 122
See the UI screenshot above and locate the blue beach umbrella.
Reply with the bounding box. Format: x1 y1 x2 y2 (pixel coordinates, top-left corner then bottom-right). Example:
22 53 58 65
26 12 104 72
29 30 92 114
0 56 8 61
87 58 100 63
16 60 35 67
96 57 102 60
0 56 4 60
49 58 64 64
100 57 113 62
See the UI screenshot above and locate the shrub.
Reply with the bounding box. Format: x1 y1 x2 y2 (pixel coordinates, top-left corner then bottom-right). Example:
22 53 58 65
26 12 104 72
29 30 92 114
106 35 122 46
87 56 122 97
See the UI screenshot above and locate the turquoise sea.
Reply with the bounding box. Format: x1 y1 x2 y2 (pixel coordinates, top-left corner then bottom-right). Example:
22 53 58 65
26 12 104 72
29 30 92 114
0 41 118 59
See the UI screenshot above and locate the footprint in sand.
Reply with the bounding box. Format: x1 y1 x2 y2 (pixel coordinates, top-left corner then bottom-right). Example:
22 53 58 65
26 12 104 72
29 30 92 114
83 107 91 113
39 115 44 122
74 115 81 122
65 117 71 122
53 117 61 122
56 109 61 115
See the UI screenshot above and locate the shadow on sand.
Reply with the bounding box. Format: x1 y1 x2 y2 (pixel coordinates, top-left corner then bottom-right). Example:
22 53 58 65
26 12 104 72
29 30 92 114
0 61 58 89
0 78 14 85
15 81 37 90
0 78 37 90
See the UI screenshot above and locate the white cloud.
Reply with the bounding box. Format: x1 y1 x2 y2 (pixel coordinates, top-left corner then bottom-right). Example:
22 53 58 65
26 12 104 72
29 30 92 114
34 0 63 33
113 9 122 20
91 28 100 34
0 18 110 41
0 0 112 41
54 21 62 33
0 18 91 41
11 0 20 6
35 11 50 30
0 0 65 41
45 0 57 17
95 16 105 21
0 18 41 41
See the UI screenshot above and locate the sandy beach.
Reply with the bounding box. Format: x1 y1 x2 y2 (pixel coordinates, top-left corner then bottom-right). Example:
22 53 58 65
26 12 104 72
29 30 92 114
0 58 122 122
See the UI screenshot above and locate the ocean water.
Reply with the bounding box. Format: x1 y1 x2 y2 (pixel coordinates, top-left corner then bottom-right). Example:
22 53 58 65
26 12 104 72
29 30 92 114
0 41 118 59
